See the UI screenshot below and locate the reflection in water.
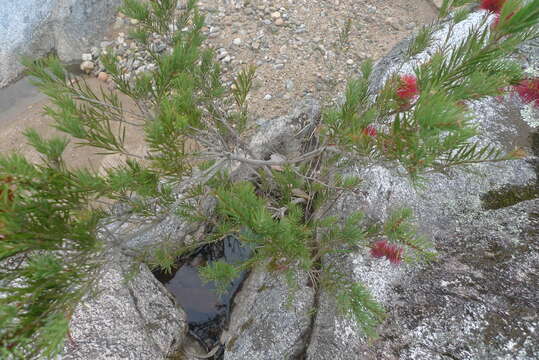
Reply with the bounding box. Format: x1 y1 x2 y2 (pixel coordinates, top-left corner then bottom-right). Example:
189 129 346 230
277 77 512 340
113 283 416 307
164 264 222 323
154 236 251 351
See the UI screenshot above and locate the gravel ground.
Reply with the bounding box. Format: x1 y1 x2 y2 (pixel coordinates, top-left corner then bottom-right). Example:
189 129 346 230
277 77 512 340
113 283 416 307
94 0 438 117
195 0 438 117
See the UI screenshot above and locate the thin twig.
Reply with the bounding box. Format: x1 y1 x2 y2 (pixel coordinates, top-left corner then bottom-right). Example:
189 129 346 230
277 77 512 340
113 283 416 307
73 95 147 124
214 146 337 167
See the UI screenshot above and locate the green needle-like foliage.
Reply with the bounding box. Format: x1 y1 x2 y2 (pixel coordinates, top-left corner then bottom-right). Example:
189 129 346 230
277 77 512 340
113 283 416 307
1 0 538 357
407 25 436 57
336 282 387 339
199 261 240 295
0 151 105 358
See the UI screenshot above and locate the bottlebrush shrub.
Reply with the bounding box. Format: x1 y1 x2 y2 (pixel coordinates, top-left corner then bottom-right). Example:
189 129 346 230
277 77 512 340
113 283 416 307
1 0 539 357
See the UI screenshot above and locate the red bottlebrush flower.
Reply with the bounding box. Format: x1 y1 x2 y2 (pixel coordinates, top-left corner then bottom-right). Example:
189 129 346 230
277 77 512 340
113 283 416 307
370 240 404 264
480 0 506 13
396 75 419 101
513 78 539 108
362 125 377 137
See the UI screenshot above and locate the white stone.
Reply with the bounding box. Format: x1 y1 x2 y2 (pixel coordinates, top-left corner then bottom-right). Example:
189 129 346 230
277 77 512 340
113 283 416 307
80 60 95 73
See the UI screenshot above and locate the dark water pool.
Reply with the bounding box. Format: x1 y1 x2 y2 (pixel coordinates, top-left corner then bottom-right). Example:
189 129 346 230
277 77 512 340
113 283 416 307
153 236 251 352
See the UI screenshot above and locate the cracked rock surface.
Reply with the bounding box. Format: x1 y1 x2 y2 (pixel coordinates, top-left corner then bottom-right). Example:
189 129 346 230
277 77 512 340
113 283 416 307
222 264 316 359
62 250 187 359
225 8 538 360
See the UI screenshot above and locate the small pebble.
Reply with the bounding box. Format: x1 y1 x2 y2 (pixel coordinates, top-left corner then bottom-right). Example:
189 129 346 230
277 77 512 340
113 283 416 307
264 94 272 100
275 18 284 26
90 47 100 58
233 37 242 45
80 61 95 74
285 79 294 91
97 72 109 82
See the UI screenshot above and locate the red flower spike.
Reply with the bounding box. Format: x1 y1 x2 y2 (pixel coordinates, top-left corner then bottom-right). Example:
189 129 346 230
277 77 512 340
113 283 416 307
362 125 377 137
370 240 404 264
396 75 419 101
513 78 539 108
480 0 506 13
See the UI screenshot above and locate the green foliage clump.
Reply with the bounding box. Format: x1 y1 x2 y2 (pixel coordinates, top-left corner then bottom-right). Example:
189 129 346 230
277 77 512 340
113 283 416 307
1 0 538 357
199 261 240 295
0 148 104 358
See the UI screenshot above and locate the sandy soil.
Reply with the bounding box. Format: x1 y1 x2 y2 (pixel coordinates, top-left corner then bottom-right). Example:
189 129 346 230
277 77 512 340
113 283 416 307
198 0 438 118
0 77 146 173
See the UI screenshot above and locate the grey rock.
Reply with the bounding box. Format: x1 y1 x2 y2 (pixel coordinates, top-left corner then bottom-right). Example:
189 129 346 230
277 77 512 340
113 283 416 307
305 10 538 360
222 264 316 359
62 250 187 360
431 0 444 9
0 0 122 87
229 96 320 191
367 199 538 360
249 97 321 160
103 195 216 254
307 194 538 360
181 334 211 360
219 98 322 358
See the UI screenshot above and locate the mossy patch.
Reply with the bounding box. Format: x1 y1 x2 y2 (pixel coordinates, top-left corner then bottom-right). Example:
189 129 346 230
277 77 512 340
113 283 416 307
226 335 239 351
482 131 538 210
240 317 254 332
481 184 539 210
